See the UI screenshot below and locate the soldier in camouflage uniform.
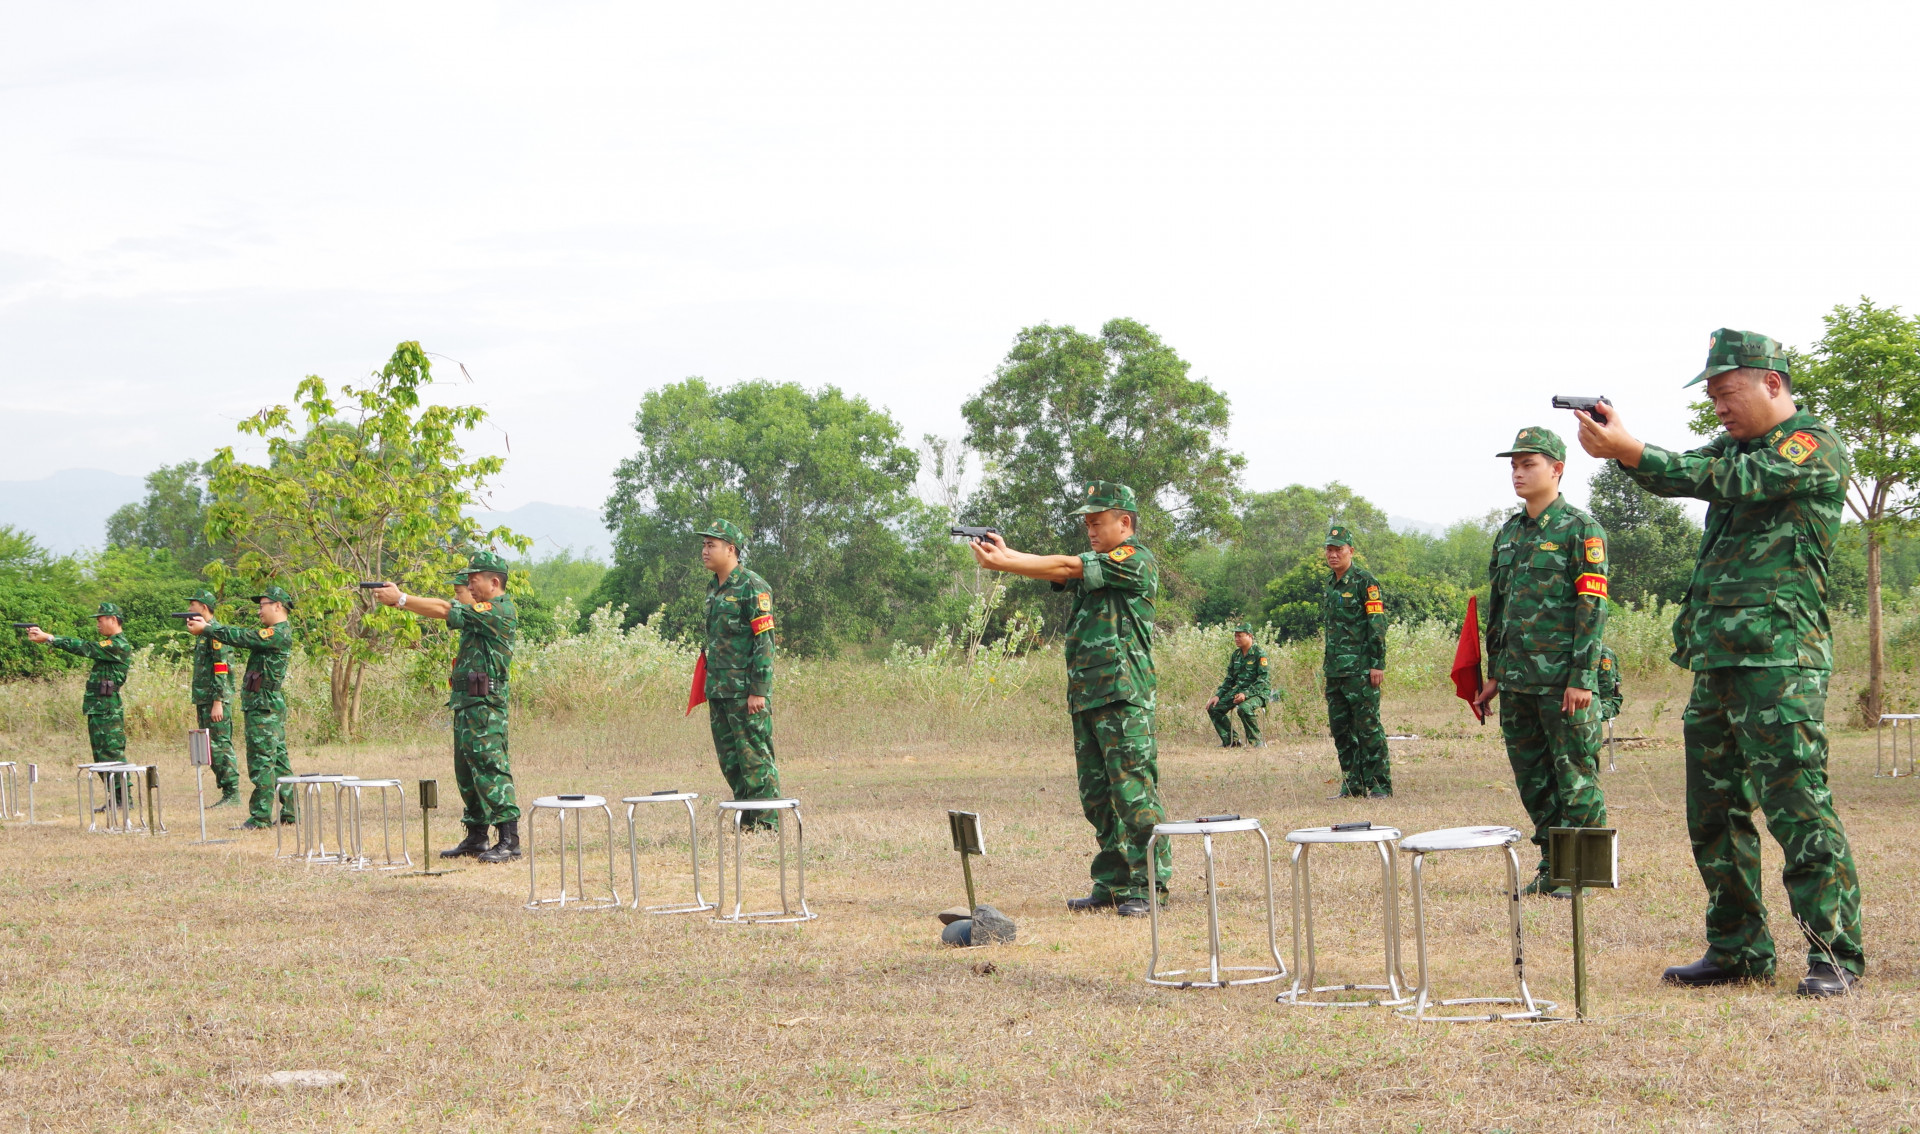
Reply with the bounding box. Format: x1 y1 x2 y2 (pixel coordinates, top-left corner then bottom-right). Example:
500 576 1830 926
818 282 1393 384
696 520 781 831
27 603 133 802
969 480 1170 917
1321 525 1391 798
1472 427 1610 896
1580 328 1864 997
188 586 297 829
1207 623 1275 747
375 552 522 861
1595 644 1623 723
187 588 240 806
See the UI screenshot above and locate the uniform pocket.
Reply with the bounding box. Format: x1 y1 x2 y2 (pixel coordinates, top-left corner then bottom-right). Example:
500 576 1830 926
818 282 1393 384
1702 581 1779 658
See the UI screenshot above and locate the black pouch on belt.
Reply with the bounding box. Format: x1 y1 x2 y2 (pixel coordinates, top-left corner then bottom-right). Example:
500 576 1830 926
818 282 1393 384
244 670 264 693
95 680 119 696
467 672 493 697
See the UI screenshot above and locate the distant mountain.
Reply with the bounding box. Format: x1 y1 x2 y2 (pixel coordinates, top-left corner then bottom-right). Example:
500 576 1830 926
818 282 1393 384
1388 514 1449 538
0 468 145 554
467 502 611 563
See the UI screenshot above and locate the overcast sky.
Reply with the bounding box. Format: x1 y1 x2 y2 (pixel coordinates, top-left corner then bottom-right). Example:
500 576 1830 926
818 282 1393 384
4 2 1918 529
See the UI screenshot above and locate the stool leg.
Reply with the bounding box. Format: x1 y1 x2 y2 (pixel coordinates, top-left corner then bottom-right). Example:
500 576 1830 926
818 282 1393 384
1297 843 1317 993
777 815 790 916
1145 832 1162 983
732 811 745 920
627 806 640 911
1257 827 1284 979
527 808 539 907
1505 844 1539 1014
714 805 727 918
684 798 706 910
603 806 618 906
1410 852 1431 1017
793 806 809 918
1383 840 1409 998
1202 833 1222 986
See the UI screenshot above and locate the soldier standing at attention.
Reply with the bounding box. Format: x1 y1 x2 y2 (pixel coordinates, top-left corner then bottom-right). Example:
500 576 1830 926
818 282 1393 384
374 553 521 862
1321 525 1390 798
969 481 1170 918
696 520 781 830
187 586 297 829
1206 623 1274 748
26 603 133 790
1578 328 1863 997
187 588 240 807
1471 427 1610 896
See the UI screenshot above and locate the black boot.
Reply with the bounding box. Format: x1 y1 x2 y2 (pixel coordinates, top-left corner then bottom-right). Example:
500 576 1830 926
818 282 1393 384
1796 962 1860 998
1662 954 1765 987
441 821 490 859
479 820 521 863
1066 892 1116 911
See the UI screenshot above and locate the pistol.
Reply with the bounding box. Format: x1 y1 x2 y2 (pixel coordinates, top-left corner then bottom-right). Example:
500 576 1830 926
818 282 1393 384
949 525 1001 542
166 612 201 620
9 621 39 630
357 581 393 590
1551 395 1611 424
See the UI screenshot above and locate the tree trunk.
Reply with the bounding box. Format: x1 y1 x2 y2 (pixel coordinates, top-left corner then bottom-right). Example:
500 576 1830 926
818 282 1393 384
348 658 366 734
1866 529 1885 725
329 654 352 739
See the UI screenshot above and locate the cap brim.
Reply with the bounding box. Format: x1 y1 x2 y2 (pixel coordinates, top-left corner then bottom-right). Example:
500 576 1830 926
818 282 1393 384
1686 363 1743 388
1495 448 1562 459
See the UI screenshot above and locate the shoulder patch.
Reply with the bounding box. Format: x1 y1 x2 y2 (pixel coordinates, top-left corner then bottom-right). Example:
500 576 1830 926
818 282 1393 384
99 639 112 648
1366 585 1381 600
1108 544 1137 563
1584 536 1604 563
1259 657 1268 666
756 592 771 612
1777 431 1820 465
258 627 275 639
473 601 493 612
1600 656 1612 670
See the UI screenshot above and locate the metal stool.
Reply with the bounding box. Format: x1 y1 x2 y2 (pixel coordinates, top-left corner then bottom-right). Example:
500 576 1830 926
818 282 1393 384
527 794 621 911
1603 717 1617 773
78 762 156 834
0 761 19 819
1876 714 1919 778
340 779 411 870
1144 816 1286 989
275 774 357 862
714 798 816 925
1277 824 1411 1007
1396 825 1553 1022
623 792 714 914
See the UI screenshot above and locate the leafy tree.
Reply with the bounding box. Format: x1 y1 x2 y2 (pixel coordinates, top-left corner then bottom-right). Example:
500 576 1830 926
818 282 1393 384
105 461 223 571
1258 555 1327 643
593 378 944 653
1586 462 1700 608
0 526 89 680
961 318 1244 557
205 342 524 735
1186 484 1402 624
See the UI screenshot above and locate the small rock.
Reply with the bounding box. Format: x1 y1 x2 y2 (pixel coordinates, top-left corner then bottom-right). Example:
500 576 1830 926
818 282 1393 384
260 1070 346 1090
970 905 1016 945
940 919 973 946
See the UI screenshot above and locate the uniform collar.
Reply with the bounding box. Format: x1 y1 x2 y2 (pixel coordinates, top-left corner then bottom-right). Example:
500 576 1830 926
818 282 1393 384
711 565 745 592
1759 409 1817 449
1520 494 1565 528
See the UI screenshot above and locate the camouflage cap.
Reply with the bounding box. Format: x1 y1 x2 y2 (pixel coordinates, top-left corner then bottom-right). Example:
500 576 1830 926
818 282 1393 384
696 518 747 547
467 550 510 576
1069 480 1139 516
449 569 472 586
1496 426 1566 461
1325 524 1355 548
1690 328 1791 387
1230 622 1254 635
187 588 218 608
251 584 295 608
95 602 123 619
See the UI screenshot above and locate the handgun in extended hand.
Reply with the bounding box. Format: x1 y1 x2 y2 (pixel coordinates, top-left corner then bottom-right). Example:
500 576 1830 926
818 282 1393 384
166 612 201 619
357 581 393 589
1551 395 1611 424
9 621 39 630
949 525 1001 541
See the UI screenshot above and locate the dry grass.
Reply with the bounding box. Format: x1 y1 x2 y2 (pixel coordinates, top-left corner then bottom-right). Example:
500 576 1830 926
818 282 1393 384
2 671 1918 1133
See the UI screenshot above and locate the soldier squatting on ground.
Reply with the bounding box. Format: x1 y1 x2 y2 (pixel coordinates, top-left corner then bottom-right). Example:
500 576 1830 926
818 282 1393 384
967 481 1172 918
187 586 298 829
1579 328 1866 998
695 519 782 830
1320 525 1391 798
1206 623 1276 748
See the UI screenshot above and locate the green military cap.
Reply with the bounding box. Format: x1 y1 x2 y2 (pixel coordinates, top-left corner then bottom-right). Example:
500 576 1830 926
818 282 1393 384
251 584 295 608
1690 327 1791 387
95 602 123 618
1325 524 1354 548
1230 622 1254 635
467 550 510 575
1496 426 1567 462
187 588 218 607
1069 480 1138 516
695 518 748 547
449 569 472 586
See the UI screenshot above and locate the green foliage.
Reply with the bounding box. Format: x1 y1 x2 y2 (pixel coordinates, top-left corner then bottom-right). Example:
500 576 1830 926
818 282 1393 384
204 342 525 734
514 552 607 614
1186 483 1396 624
595 378 947 653
887 576 1046 709
104 461 224 572
1798 299 1920 531
1258 555 1330 643
1586 462 1700 607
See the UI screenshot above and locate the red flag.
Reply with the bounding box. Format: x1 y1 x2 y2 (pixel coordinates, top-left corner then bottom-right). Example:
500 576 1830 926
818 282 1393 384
686 651 708 716
1451 595 1486 723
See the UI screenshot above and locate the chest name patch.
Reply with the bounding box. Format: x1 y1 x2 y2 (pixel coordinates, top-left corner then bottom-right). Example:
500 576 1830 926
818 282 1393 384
1778 431 1820 464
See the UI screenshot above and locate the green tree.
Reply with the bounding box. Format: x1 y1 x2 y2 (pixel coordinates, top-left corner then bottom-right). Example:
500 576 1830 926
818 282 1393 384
961 318 1244 557
105 461 223 572
205 342 524 735
1187 483 1403 625
0 526 90 680
1586 462 1700 608
594 378 944 652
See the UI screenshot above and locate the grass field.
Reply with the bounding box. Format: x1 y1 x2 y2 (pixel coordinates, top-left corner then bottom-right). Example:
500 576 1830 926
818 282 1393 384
2 670 1918 1132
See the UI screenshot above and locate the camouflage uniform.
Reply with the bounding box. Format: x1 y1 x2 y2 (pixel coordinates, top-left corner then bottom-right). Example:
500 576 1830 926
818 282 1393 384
448 586 519 827
202 588 297 826
1621 329 1863 978
1209 625 1275 746
46 603 133 766
1320 525 1390 796
188 590 239 797
1595 645 1622 722
1056 481 1170 903
698 520 781 830
1486 428 1610 877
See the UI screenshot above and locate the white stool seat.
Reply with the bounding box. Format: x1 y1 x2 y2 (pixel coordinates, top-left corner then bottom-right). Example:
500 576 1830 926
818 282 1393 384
1399 825 1522 854
1145 815 1286 989
1287 824 1402 845
625 792 698 804
1154 817 1264 836
77 762 158 834
718 797 799 812
535 794 609 809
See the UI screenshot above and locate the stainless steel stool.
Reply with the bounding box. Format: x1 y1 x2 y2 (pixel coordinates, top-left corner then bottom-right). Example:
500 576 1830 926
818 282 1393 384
340 779 411 870
0 761 19 819
714 798 816 925
527 794 621 911
1396 825 1554 1022
78 762 156 833
623 792 713 914
1277 824 1411 1007
275 774 357 863
1876 714 1919 778
1144 816 1286 989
